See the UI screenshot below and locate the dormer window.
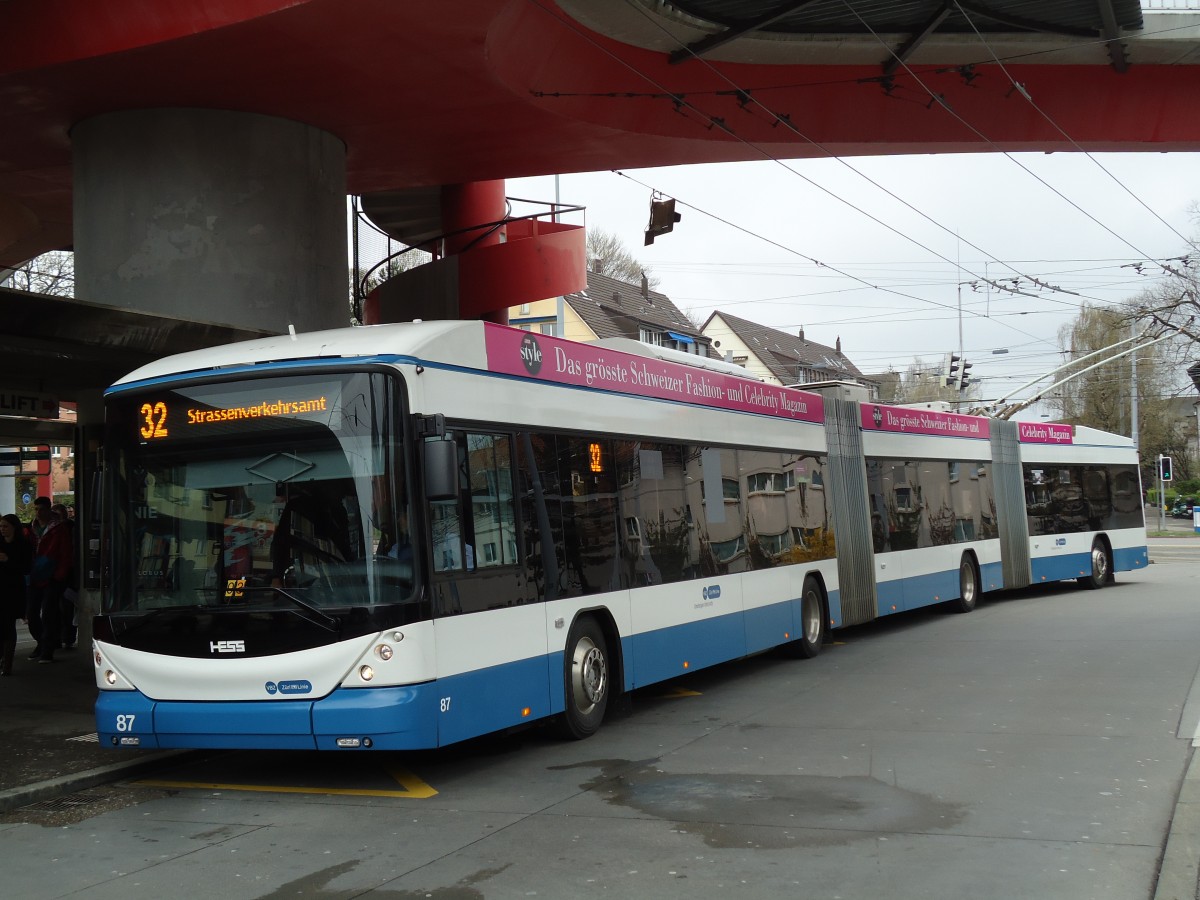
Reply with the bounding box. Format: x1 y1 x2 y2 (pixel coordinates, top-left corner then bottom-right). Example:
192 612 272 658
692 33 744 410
639 327 664 346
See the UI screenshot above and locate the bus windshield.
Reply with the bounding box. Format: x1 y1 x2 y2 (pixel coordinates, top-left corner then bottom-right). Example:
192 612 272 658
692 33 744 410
103 370 413 615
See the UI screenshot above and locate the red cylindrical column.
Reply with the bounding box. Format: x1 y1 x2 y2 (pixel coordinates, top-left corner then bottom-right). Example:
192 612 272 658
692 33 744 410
441 180 506 254
441 180 509 324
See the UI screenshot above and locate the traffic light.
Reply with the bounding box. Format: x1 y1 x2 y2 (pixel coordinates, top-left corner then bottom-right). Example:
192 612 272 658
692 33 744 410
644 195 681 245
957 359 973 392
943 353 961 387
1159 455 1173 482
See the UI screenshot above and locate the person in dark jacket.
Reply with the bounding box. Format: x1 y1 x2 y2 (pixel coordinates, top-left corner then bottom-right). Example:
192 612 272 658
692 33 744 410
27 497 71 663
0 513 32 675
51 503 78 648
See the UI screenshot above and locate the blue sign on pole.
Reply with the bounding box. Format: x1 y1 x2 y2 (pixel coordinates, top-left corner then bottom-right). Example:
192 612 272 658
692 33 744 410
21 493 31 505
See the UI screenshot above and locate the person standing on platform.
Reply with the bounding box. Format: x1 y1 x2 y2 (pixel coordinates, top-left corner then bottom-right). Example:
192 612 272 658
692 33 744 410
23 497 52 658
51 503 78 649
27 497 71 664
0 513 33 675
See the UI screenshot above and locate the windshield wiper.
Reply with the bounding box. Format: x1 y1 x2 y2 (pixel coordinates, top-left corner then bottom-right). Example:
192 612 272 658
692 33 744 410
236 586 341 633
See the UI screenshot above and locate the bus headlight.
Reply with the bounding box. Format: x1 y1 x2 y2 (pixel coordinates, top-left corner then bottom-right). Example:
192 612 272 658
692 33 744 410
104 670 118 685
376 644 393 661
359 665 375 681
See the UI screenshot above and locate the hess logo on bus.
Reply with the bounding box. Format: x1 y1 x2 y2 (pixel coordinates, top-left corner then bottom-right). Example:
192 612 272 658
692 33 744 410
210 640 246 654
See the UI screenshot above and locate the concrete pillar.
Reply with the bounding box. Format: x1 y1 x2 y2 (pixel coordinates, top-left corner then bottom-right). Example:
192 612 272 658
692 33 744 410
72 109 348 334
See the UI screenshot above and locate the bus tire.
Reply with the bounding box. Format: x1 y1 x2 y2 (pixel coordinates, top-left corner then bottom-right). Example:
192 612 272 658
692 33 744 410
950 553 980 614
1077 538 1109 590
558 616 609 740
784 575 826 659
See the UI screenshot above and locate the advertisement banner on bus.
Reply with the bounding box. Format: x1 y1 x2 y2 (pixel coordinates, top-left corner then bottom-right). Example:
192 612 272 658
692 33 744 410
484 325 825 424
860 403 990 440
1016 422 1074 444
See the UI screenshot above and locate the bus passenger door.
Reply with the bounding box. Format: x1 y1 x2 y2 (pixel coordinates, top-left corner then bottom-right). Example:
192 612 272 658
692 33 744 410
426 430 546 745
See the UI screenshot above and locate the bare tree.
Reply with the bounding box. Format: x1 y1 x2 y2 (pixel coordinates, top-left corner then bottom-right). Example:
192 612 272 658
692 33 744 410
1128 215 1200 346
5 250 74 296
888 357 970 405
1053 301 1193 479
586 228 658 288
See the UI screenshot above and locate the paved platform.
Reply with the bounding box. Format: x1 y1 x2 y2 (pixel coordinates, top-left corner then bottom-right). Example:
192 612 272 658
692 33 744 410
0 624 183 814
3 542 1200 898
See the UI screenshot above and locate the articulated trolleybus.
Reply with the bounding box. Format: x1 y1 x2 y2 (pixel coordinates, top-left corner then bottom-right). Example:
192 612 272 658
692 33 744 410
94 322 1147 750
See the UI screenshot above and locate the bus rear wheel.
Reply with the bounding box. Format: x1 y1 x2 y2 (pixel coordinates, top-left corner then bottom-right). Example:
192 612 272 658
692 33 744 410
784 575 826 659
1077 538 1110 590
558 617 609 740
950 553 980 614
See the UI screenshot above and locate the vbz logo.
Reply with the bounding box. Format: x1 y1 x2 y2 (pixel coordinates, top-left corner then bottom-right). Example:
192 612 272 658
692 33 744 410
210 640 246 654
702 585 721 601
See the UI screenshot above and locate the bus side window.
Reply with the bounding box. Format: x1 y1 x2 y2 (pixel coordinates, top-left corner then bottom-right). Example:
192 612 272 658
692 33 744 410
431 431 518 573
430 432 468 572
467 433 517 569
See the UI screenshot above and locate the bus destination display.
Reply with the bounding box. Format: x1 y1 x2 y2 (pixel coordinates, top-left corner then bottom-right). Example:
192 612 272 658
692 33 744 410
136 395 330 442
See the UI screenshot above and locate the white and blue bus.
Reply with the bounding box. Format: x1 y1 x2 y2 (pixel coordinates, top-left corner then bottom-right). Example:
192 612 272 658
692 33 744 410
93 321 1148 750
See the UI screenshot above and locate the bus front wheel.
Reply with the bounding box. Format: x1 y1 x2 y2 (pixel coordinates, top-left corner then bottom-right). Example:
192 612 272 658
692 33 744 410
558 617 609 740
1077 538 1110 590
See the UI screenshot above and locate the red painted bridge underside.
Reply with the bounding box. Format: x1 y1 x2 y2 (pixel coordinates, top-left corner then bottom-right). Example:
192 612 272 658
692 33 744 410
2 0 1199 267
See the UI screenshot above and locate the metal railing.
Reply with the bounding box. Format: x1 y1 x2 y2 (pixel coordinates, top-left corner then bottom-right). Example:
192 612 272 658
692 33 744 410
1142 1 1200 11
350 196 584 322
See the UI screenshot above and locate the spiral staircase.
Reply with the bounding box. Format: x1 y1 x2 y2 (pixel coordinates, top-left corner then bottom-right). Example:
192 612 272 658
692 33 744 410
356 184 587 325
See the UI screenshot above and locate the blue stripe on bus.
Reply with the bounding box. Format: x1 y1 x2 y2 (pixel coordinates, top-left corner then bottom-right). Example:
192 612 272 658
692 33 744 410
747 598 798 654
312 684 435 750
905 568 961 611
827 587 842 628
1030 552 1091 584
432 655 553 747
876 577 905 616
1029 545 1148 584
980 560 1004 591
628 611 749 686
1115 546 1149 570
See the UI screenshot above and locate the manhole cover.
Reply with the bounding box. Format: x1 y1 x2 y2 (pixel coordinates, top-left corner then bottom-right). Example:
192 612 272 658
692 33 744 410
20 791 105 812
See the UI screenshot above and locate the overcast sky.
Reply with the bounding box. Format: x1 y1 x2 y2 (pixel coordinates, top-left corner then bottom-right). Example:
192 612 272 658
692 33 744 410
510 150 1199 407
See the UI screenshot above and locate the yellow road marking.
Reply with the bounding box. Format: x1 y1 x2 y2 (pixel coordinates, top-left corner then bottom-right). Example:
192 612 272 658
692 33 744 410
657 687 702 698
135 765 437 799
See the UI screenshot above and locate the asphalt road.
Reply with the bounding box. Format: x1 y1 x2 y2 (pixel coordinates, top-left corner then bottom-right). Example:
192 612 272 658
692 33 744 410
3 552 1200 900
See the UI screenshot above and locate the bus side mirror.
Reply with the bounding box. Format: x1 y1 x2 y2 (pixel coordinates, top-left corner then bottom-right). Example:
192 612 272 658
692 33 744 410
423 439 459 501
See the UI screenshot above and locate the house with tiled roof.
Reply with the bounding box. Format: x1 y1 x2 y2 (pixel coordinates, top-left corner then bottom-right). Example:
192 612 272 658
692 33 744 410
508 269 713 356
701 310 877 397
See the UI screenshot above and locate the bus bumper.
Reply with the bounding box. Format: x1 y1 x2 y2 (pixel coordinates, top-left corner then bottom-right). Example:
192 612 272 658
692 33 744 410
95 684 439 751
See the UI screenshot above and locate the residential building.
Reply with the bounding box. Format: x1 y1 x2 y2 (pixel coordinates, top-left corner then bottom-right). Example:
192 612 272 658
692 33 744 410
701 311 877 397
508 270 711 355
